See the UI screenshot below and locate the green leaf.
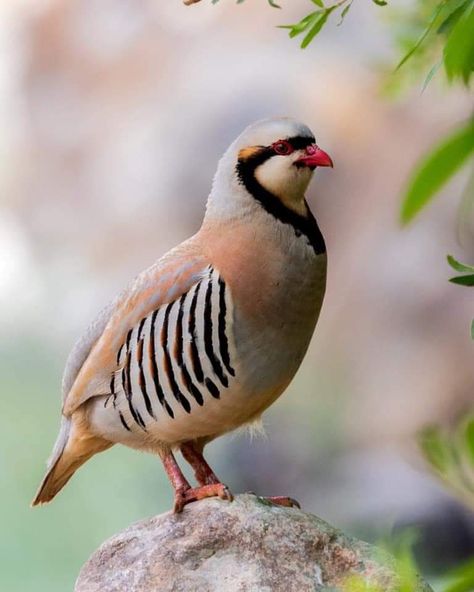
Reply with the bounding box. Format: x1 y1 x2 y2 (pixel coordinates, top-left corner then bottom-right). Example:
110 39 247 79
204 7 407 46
421 60 442 92
471 319 474 339
464 419 474 464
301 11 330 48
267 0 281 8
278 12 318 37
372 0 387 5
311 0 324 6
449 274 474 286
400 120 474 224
444 3 474 84
447 254 474 273
418 426 452 475
395 2 445 72
338 1 353 26
437 0 471 35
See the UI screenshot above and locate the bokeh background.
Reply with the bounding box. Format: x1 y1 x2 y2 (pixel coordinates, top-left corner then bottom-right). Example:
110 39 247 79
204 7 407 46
1 1 473 590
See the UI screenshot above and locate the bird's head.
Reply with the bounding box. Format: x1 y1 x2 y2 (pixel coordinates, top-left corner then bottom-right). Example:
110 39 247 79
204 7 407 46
207 118 333 221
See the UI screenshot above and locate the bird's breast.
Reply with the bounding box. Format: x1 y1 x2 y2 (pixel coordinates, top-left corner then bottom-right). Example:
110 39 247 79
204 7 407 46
204 218 327 400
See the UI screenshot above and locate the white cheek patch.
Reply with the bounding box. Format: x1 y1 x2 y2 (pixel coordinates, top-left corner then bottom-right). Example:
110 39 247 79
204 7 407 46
254 157 313 215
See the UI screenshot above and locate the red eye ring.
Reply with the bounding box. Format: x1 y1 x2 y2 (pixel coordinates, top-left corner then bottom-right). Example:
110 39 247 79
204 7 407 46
272 140 293 156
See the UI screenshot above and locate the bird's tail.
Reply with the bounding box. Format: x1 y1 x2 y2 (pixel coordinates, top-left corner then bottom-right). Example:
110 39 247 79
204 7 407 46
32 416 110 506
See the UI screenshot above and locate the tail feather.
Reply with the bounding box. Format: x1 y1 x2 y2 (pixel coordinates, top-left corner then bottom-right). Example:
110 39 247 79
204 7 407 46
32 448 82 506
32 416 110 506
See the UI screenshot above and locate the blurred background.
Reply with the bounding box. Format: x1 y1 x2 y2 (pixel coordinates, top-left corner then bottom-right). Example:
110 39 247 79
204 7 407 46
1 1 473 590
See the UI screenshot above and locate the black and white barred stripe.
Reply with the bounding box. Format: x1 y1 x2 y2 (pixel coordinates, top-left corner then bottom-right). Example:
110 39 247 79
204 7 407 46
112 267 235 431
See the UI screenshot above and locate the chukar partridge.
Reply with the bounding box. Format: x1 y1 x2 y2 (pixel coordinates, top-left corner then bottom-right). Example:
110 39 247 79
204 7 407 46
32 117 333 512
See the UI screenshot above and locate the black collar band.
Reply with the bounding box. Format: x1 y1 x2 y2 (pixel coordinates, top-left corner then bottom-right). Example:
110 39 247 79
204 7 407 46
235 139 326 255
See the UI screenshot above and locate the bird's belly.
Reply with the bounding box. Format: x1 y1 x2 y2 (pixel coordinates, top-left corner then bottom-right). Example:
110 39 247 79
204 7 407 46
88 376 281 448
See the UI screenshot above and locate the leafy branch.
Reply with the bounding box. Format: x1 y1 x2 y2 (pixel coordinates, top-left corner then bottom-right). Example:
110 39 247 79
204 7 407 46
448 253 474 287
278 0 386 48
447 254 474 339
395 0 474 228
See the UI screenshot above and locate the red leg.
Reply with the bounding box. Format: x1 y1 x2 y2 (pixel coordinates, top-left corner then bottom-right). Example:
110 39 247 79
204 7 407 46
180 442 220 486
162 449 233 513
162 451 192 490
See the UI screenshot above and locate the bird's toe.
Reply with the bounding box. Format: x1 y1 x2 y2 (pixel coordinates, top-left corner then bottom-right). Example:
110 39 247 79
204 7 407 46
172 483 234 513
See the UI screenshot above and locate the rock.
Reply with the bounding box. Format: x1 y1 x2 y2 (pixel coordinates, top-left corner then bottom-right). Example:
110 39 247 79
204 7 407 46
75 494 432 592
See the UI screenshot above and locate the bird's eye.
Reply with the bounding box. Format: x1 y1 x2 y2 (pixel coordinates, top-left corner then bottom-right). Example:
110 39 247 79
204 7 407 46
272 140 293 156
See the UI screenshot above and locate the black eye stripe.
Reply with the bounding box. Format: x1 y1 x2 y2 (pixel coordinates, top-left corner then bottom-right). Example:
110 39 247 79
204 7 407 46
283 135 315 151
237 136 316 168
271 135 315 153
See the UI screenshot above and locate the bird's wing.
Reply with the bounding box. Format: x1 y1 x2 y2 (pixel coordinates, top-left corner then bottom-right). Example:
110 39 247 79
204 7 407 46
61 299 117 402
62 239 209 417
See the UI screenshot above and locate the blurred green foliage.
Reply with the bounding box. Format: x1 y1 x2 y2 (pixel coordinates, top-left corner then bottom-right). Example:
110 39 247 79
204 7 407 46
441 558 474 592
447 254 474 337
416 415 474 589
343 532 425 591
419 416 474 510
344 533 474 591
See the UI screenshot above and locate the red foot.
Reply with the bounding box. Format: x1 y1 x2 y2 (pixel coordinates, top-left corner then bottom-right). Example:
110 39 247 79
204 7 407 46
173 483 234 513
264 495 301 509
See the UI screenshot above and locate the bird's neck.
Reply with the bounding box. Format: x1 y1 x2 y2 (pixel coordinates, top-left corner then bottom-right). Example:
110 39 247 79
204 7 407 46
205 170 325 256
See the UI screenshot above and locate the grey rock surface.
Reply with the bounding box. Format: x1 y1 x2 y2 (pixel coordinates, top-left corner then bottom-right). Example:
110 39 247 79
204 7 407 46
75 494 432 592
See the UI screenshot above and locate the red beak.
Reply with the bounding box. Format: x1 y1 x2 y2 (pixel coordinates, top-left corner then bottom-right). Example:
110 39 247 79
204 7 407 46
295 145 333 169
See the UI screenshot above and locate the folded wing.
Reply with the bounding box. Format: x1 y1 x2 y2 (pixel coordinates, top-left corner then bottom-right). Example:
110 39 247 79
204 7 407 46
62 240 209 417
